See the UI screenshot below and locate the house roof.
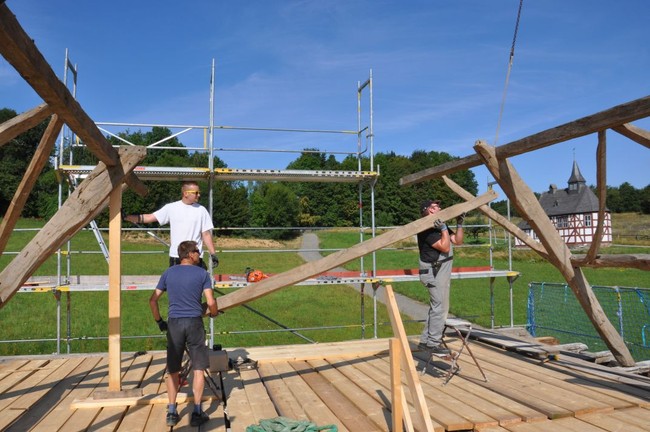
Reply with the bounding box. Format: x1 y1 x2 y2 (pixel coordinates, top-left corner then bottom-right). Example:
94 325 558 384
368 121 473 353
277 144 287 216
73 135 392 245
518 161 608 229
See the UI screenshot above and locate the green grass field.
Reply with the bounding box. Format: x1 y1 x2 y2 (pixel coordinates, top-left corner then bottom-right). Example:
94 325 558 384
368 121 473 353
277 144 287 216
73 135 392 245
0 214 648 356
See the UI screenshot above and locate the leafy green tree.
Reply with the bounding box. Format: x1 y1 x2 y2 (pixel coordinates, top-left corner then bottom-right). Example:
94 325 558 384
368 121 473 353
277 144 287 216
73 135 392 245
286 150 358 227
249 182 299 239
618 182 641 213
641 185 650 215
606 186 622 213
0 108 52 217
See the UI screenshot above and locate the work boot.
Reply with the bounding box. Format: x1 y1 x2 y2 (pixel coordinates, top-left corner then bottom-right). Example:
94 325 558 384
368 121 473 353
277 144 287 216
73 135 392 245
166 411 180 427
190 411 209 427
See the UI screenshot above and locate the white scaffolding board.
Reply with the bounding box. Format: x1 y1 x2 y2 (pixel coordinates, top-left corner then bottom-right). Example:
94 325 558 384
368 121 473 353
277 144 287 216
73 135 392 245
58 165 378 183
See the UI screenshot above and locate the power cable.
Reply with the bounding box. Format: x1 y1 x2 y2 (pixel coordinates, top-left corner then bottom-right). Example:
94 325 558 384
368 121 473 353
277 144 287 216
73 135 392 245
494 0 524 146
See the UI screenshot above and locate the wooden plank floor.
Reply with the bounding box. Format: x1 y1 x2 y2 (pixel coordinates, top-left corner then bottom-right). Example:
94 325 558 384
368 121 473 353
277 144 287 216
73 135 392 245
1 337 649 431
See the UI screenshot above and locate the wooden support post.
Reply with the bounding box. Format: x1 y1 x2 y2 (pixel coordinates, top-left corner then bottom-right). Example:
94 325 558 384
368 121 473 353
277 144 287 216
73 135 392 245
384 285 437 432
585 131 607 263
389 338 404 432
473 139 635 367
0 115 62 256
108 187 122 391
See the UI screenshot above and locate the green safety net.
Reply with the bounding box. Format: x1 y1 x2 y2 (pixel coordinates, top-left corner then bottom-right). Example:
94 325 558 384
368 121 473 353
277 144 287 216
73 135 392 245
246 416 338 432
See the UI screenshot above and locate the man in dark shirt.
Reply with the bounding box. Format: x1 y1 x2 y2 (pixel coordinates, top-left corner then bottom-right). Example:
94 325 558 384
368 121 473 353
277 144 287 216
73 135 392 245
417 199 464 354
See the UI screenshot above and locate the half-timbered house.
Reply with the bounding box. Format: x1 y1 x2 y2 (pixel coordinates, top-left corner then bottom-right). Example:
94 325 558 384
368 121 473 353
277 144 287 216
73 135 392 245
516 161 612 247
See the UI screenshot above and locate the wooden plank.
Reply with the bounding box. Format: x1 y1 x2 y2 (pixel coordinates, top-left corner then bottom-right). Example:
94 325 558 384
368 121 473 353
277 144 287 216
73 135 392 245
16 356 103 432
400 95 650 186
551 364 650 400
0 114 62 256
289 359 382 431
0 103 52 147
239 337 390 362
108 188 122 391
378 355 520 427
370 355 499 430
577 409 650 432
307 358 391 432
109 354 156 431
0 4 119 167
423 348 572 420
0 359 77 430
82 355 142 432
383 285 436 432
0 359 48 396
390 339 405 432
606 407 650 429
452 352 611 419
0 145 146 309
217 191 496 311
551 416 622 432
464 342 634 411
502 420 562 432
474 140 635 367
449 342 612 416
0 359 29 385
5 359 82 411
63 357 112 431
613 122 650 149
271 361 349 431
258 361 310 420
331 357 442 431
239 368 279 423
349 356 467 431
224 368 261 430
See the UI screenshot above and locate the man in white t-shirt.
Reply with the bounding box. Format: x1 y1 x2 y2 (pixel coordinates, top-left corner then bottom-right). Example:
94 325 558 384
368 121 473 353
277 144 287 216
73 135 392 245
125 181 219 269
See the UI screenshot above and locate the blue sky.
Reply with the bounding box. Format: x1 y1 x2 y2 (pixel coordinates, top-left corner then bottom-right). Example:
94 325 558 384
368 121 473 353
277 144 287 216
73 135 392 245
2 1 649 197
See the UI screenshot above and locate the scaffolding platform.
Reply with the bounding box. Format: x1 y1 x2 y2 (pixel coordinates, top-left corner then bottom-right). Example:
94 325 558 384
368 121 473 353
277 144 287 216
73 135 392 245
19 267 518 292
58 165 378 183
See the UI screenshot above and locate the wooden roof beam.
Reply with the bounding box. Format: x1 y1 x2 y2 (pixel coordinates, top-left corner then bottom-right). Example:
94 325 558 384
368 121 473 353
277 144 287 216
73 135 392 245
400 95 650 186
474 139 635 367
571 254 650 270
0 146 146 309
612 122 650 149
0 115 63 256
0 4 118 167
0 103 52 147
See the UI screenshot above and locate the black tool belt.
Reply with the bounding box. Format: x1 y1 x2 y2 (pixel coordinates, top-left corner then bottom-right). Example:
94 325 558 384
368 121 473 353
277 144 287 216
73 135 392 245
419 256 453 277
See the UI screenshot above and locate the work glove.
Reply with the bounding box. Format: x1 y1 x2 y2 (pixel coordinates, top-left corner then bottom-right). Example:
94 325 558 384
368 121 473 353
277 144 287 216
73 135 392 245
433 218 447 230
456 212 466 226
156 318 168 332
211 253 219 268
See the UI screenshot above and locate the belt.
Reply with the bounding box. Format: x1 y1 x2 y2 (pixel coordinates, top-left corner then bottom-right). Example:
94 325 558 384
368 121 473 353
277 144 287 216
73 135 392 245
419 256 453 275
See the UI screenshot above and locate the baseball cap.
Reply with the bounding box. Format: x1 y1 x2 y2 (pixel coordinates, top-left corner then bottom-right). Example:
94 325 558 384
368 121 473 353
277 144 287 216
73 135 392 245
420 199 441 213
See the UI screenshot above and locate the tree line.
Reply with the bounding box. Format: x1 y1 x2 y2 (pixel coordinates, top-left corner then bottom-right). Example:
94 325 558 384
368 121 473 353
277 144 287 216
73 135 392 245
1 108 649 240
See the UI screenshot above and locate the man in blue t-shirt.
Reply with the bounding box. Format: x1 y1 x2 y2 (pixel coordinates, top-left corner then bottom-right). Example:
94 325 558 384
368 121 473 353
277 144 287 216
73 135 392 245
149 240 218 427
